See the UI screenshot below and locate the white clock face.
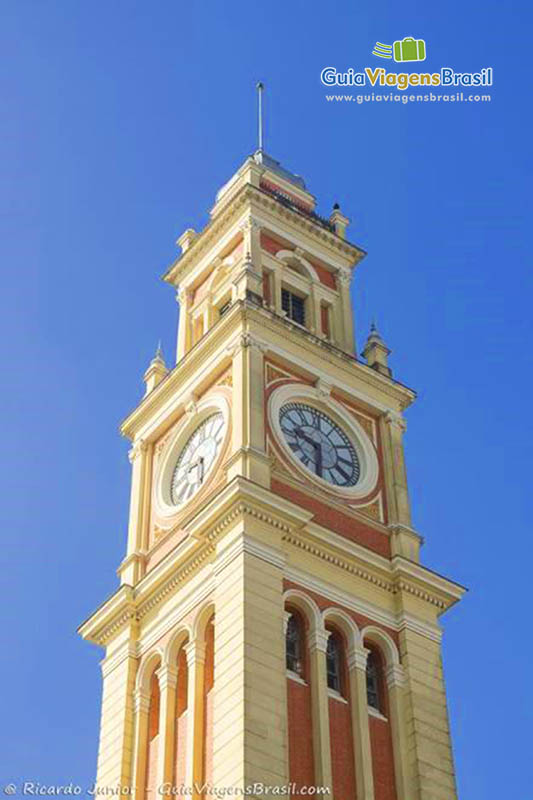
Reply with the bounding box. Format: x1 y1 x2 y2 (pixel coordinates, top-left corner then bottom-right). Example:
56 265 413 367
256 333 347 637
279 402 360 487
170 412 226 505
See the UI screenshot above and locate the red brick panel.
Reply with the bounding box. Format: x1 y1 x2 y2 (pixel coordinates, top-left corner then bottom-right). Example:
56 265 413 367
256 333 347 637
369 717 397 800
329 696 357 800
273 480 390 558
368 647 397 800
287 678 315 794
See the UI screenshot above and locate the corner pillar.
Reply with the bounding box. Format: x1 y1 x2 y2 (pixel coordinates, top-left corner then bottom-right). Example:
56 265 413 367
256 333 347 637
227 334 269 486
176 287 193 362
337 269 355 354
121 440 151 585
397 620 458 800
233 219 263 301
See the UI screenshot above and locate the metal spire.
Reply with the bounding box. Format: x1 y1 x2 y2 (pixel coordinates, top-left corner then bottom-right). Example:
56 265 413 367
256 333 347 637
256 82 264 152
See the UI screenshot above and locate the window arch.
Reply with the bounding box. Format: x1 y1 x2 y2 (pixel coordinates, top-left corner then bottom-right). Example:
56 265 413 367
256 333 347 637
366 647 385 714
326 631 343 693
366 650 380 710
286 612 305 677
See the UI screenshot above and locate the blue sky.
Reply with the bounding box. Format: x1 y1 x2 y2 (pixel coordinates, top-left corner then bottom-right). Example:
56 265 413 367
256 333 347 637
0 1 530 797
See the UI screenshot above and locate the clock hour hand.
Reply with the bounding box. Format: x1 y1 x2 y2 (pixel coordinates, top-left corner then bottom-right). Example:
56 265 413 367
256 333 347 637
296 429 323 477
188 456 205 485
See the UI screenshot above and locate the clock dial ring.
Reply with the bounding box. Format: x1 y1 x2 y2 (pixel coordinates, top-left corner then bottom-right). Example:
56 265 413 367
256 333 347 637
279 402 360 487
268 384 379 499
155 393 230 517
170 411 225 505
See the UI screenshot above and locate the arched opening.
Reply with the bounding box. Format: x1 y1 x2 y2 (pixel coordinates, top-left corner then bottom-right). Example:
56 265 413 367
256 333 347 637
366 648 385 715
284 601 315 790
286 611 305 678
146 669 161 798
202 616 215 786
325 625 356 800
326 631 343 694
364 640 397 800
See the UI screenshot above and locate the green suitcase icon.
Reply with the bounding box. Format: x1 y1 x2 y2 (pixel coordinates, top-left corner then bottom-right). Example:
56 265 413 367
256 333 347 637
393 37 426 62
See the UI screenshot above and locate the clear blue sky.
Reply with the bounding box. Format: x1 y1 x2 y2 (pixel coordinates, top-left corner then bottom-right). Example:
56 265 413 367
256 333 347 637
0 1 530 797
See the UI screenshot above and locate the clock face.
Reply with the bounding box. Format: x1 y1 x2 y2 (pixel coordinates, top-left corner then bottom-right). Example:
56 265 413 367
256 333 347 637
170 412 226 505
279 402 360 487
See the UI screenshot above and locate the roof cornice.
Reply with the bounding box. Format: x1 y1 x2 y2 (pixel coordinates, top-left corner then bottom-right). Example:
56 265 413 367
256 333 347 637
163 184 366 287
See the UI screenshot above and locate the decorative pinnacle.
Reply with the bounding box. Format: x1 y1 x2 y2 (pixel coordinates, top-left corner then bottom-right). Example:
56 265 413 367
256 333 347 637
256 81 265 152
154 340 165 363
362 319 392 377
369 319 384 341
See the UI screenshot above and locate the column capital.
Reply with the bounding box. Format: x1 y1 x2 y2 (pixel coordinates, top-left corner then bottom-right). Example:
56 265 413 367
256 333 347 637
239 333 267 353
385 663 406 689
128 439 148 464
156 664 178 691
239 217 262 234
176 286 193 305
347 646 371 672
185 640 206 667
308 628 329 654
337 268 352 286
384 410 407 433
133 688 151 715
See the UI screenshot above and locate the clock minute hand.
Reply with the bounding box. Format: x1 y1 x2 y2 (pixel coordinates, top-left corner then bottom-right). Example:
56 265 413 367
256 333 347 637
296 429 323 477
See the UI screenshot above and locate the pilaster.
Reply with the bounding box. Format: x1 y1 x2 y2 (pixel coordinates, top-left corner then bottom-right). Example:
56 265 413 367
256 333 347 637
398 620 458 800
308 629 333 794
176 287 193 362
132 688 150 800
233 219 263 302
121 439 151 585
385 664 410 800
185 639 207 800
96 636 138 792
347 647 375 800
227 333 269 487
156 664 179 790
337 269 355 353
212 520 288 792
381 412 413 537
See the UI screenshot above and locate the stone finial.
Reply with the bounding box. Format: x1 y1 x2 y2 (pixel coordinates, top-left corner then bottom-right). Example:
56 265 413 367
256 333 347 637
362 321 392 377
143 343 168 395
176 228 197 252
329 203 350 239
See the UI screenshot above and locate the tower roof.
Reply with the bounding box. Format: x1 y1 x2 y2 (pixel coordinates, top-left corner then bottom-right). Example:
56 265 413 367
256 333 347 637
252 150 306 190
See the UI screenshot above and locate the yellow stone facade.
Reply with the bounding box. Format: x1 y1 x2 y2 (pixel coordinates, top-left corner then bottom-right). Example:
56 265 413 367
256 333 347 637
80 150 464 800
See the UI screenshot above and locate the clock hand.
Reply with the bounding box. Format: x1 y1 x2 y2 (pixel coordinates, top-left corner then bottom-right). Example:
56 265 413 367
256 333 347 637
296 428 323 477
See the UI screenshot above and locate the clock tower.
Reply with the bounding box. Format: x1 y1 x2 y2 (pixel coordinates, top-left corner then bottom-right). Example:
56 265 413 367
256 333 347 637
80 149 464 800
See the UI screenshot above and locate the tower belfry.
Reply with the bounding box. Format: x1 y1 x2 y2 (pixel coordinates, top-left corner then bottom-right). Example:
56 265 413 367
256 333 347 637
80 146 464 800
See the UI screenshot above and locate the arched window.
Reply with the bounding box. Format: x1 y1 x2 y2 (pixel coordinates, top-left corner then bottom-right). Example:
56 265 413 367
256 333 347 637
326 632 342 693
286 613 304 676
366 649 382 712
